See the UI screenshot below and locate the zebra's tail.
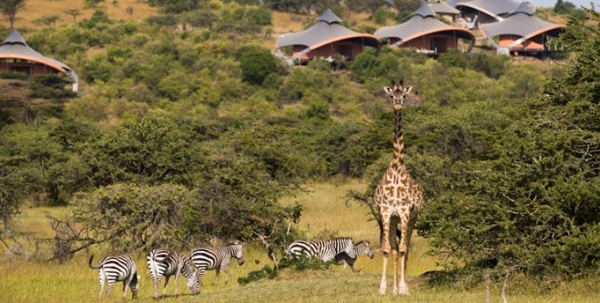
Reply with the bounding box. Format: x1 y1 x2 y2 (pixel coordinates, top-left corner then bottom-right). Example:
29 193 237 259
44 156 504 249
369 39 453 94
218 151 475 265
88 255 99 269
147 253 159 281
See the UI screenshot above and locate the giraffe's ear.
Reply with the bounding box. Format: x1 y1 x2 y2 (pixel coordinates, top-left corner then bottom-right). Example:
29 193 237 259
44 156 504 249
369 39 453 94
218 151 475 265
403 86 413 94
384 86 393 94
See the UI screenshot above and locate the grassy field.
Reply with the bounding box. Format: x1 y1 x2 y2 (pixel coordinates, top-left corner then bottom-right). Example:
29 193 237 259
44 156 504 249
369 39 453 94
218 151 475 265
2 180 600 302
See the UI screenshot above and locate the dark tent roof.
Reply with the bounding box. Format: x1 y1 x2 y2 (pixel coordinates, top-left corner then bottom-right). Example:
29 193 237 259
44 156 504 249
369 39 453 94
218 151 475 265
479 2 565 48
456 0 521 19
446 0 474 6
275 9 379 51
374 3 474 45
428 1 461 15
0 29 78 90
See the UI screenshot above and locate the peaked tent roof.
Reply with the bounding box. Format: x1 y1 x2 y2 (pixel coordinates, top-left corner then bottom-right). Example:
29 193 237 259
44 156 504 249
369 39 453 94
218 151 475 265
0 29 79 90
479 2 565 41
374 3 474 45
275 8 379 51
456 0 521 19
428 1 461 15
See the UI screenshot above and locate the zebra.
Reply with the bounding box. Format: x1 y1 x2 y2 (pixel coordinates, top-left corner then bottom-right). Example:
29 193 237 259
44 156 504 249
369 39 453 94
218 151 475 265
334 240 375 272
287 237 356 263
189 241 245 286
88 254 140 299
146 249 199 298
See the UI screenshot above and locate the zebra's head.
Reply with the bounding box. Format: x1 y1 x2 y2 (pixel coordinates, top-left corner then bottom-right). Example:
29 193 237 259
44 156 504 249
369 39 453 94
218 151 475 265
229 241 245 265
357 240 374 259
130 274 141 299
182 255 200 295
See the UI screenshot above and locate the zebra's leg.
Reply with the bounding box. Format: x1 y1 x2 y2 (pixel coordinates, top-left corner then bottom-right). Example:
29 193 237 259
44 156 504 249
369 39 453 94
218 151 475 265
97 271 105 298
214 267 221 285
106 277 116 298
122 278 131 299
222 266 231 284
163 276 171 297
348 260 359 273
153 275 160 298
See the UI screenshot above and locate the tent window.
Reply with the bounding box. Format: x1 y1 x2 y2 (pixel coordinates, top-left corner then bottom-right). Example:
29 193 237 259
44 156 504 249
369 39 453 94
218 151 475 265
10 66 32 75
337 45 353 58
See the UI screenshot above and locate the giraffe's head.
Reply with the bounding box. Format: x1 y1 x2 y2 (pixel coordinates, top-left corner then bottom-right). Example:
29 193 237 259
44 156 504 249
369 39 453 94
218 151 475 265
384 79 413 110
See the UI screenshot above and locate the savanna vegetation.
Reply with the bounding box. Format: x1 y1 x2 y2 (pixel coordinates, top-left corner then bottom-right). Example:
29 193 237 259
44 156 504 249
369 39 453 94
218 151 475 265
0 0 599 302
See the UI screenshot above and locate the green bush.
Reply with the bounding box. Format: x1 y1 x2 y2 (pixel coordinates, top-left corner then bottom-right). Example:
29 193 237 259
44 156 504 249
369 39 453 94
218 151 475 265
240 47 279 85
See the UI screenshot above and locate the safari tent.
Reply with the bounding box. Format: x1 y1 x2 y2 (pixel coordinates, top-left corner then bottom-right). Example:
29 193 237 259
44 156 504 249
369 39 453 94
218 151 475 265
479 2 566 57
374 3 475 54
275 9 380 64
0 29 79 92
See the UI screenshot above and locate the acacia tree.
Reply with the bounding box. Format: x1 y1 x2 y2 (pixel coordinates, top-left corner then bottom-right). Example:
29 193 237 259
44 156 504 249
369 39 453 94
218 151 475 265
0 0 26 29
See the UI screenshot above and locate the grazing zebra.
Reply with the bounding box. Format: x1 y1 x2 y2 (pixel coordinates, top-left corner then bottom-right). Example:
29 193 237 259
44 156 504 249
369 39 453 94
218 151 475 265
88 254 140 299
287 237 357 263
335 240 375 272
189 241 245 286
146 249 199 298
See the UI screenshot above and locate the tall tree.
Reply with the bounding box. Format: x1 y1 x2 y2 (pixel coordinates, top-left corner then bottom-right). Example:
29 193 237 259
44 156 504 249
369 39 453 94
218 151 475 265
0 0 26 29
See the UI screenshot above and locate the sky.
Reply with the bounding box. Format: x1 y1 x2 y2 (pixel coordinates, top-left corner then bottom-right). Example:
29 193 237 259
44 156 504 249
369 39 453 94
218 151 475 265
526 0 598 8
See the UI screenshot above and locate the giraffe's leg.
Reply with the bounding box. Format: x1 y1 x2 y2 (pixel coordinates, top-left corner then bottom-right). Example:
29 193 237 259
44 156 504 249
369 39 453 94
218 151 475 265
398 215 417 296
392 250 400 295
379 214 392 295
390 217 400 295
381 214 391 254
379 252 388 295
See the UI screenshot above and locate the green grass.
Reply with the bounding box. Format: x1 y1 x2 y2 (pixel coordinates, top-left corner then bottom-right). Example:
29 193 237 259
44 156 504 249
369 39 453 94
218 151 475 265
1 180 599 302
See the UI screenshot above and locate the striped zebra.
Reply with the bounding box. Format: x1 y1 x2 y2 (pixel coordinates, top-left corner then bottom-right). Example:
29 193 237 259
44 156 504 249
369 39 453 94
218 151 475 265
189 241 245 286
88 254 140 299
146 249 199 298
335 240 375 272
287 237 356 263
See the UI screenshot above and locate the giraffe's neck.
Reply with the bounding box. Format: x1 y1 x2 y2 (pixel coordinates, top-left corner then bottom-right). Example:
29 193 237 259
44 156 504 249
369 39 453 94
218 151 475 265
392 108 405 166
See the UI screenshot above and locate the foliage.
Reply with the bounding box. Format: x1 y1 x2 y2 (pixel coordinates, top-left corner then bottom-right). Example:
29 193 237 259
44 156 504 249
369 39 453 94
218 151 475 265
72 183 196 250
0 154 28 235
240 46 280 86
414 7 600 282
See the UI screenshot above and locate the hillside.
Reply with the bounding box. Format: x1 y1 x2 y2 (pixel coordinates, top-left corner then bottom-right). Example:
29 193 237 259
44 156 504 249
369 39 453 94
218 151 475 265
1 0 158 30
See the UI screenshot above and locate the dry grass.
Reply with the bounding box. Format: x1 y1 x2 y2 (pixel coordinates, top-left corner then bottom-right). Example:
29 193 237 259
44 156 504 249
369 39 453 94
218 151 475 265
2 180 600 302
1 0 158 30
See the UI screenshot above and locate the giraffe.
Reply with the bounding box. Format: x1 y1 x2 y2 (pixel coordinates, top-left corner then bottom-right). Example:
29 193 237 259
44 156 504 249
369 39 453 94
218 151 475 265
374 79 423 296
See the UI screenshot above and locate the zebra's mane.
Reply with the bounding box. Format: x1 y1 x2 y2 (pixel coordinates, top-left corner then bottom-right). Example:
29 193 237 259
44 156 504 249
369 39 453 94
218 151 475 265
224 241 242 247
